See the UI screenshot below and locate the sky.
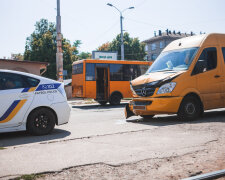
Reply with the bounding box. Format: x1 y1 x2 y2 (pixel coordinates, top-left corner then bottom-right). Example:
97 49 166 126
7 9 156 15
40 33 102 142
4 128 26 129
1 0 225 58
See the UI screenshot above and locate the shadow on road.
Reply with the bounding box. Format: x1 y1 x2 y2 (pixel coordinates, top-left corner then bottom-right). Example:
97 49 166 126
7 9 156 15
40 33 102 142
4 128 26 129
126 109 225 126
72 103 128 110
0 128 71 147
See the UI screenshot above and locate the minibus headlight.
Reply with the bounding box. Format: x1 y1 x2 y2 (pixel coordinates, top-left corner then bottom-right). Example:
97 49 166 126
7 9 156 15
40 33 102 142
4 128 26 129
130 83 136 95
157 82 176 95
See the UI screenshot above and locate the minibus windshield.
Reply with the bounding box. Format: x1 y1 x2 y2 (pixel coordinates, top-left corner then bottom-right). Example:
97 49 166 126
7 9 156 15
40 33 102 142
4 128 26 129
146 47 199 73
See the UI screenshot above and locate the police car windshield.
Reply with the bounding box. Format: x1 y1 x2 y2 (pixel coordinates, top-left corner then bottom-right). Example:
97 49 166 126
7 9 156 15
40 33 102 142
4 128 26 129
146 47 199 73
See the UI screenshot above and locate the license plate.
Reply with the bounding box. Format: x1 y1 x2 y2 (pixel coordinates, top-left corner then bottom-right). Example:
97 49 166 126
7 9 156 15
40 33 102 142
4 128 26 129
133 105 146 110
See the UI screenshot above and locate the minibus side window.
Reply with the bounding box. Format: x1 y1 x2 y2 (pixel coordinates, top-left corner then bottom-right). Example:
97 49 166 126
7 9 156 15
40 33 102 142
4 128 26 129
123 65 140 81
222 47 225 63
110 64 123 81
193 47 217 74
72 63 83 75
86 63 95 81
140 65 149 75
123 64 132 81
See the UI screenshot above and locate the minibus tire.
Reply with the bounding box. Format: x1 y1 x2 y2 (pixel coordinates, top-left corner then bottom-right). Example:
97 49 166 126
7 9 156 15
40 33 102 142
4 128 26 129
178 96 201 121
27 108 56 136
109 94 121 105
140 115 154 119
98 101 107 106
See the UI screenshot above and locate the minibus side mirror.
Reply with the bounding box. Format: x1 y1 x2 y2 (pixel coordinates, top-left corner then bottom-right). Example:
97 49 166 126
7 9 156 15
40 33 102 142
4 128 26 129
192 60 207 75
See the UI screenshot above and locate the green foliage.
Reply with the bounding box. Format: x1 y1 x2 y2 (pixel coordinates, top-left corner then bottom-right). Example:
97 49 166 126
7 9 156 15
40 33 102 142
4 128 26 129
97 42 111 51
97 33 146 61
11 53 24 61
73 40 82 55
78 52 91 59
24 19 80 79
14 174 43 180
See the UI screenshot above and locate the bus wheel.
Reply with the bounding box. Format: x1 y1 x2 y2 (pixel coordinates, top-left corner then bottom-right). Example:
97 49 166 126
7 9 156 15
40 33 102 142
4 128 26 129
140 115 154 119
178 96 201 121
109 94 122 105
98 101 107 106
27 108 56 136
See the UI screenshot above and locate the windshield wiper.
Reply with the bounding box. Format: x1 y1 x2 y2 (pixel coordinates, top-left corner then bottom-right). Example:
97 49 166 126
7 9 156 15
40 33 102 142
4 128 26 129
153 69 175 73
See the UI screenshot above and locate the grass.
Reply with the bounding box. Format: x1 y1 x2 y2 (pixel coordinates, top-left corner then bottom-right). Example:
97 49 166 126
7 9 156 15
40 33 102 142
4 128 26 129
84 99 96 104
14 174 43 180
0 147 6 150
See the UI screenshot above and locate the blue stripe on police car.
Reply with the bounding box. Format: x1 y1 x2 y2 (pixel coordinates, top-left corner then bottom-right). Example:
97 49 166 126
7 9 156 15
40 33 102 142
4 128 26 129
35 83 61 91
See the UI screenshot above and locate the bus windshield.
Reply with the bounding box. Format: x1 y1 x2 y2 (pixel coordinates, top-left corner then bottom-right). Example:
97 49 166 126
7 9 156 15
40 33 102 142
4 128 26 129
72 63 83 74
146 47 199 73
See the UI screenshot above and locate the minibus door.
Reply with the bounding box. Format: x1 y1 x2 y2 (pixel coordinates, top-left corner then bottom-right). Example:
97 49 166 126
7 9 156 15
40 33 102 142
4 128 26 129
195 47 223 109
96 67 108 101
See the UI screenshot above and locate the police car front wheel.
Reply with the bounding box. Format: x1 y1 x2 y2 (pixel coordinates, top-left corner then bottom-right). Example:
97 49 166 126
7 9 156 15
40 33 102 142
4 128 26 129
27 108 56 136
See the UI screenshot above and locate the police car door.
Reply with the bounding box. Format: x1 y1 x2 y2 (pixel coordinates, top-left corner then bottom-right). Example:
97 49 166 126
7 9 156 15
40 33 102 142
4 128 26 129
0 72 38 128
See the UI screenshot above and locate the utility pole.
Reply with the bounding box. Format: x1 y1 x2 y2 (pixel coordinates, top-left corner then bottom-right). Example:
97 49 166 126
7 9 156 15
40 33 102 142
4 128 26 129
56 0 63 81
107 3 134 60
120 14 124 60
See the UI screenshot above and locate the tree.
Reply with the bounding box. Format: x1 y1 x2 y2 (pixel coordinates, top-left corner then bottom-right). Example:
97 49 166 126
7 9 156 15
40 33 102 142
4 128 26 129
97 33 146 61
11 53 24 61
97 42 111 51
24 19 79 79
78 52 91 59
72 40 82 55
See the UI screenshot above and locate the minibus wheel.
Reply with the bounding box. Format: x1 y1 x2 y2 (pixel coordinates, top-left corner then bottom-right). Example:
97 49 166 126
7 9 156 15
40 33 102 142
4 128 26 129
178 96 201 121
27 108 56 135
98 101 107 106
109 93 122 105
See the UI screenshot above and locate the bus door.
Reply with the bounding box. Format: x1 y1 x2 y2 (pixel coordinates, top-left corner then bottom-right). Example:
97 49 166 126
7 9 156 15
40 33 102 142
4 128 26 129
96 67 108 101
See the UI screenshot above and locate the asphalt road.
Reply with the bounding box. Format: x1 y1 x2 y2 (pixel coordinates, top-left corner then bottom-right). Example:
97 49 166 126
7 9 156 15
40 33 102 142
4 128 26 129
0 101 225 179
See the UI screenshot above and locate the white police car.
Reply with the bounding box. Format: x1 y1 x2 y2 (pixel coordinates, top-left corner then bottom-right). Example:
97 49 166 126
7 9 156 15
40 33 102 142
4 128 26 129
0 69 70 135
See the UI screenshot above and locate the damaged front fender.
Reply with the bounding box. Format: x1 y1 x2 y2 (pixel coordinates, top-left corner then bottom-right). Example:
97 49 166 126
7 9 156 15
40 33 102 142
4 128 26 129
125 104 135 119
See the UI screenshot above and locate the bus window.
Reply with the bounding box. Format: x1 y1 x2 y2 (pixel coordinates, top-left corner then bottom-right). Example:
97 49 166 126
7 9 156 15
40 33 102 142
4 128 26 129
96 63 108 68
139 65 149 74
110 64 123 81
110 64 149 81
123 64 148 81
123 64 133 81
86 63 95 81
73 63 83 74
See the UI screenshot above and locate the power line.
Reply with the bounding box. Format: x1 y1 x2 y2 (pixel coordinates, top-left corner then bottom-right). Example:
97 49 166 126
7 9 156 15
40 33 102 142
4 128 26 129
126 17 171 29
127 17 225 29
63 11 90 29
180 18 225 25
135 0 148 8
118 52 146 56
88 20 119 46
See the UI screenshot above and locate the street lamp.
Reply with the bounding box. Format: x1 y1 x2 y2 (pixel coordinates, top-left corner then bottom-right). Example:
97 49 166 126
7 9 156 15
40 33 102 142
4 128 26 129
107 3 134 60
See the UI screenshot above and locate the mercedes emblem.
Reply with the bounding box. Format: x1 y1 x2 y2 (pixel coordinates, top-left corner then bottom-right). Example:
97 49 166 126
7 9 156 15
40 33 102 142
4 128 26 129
141 87 147 96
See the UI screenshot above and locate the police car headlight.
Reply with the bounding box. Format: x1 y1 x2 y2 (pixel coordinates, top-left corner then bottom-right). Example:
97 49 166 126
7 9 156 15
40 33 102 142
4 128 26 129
157 82 176 95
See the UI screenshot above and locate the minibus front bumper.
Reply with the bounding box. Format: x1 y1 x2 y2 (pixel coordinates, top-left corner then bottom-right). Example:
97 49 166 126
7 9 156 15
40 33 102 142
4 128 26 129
125 97 183 118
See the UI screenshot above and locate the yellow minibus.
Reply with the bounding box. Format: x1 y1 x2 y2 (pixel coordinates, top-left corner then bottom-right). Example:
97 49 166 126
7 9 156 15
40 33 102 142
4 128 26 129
125 33 225 120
